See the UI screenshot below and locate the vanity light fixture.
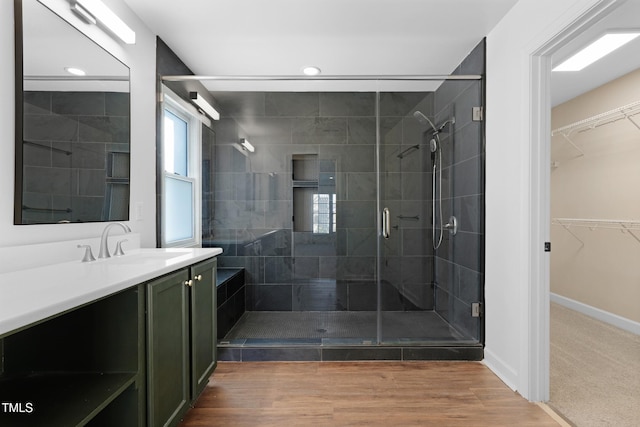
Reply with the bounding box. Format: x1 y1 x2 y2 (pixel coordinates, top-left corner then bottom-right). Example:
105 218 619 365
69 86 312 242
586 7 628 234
302 66 322 76
553 31 640 71
73 0 136 44
240 138 255 153
71 2 97 25
189 92 220 121
65 67 86 76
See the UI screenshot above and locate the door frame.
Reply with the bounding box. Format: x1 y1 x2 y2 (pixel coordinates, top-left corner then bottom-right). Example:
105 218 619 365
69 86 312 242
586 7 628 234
527 0 619 401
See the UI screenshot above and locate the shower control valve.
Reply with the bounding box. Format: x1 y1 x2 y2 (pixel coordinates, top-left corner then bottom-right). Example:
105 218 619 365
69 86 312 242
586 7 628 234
444 216 458 236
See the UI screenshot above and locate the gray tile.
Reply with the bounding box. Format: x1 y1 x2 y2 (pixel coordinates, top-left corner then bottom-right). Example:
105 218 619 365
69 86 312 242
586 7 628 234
265 92 319 117
53 92 105 116
320 92 375 117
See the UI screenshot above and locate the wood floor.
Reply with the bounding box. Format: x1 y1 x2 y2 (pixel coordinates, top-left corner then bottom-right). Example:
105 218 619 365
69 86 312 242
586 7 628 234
179 361 560 426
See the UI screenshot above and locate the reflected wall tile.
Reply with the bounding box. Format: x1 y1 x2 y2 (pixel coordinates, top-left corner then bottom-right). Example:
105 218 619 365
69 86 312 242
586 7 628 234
213 172 236 200
434 257 456 293
77 169 107 196
319 256 337 280
24 92 51 115
336 256 375 281
452 231 483 272
320 92 375 117
379 92 430 117
292 118 347 145
24 114 78 142
23 142 52 167
347 228 377 257
336 200 376 229
454 194 483 234
243 117 294 145
400 256 432 286
347 117 376 145
453 121 483 165
247 284 292 310
53 92 105 116
401 172 429 201
402 228 430 256
294 232 337 257
346 173 376 201
264 200 293 228
23 166 72 194
79 116 129 143
458 267 482 304
292 257 319 280
347 281 378 310
320 145 375 173
71 196 103 222
105 93 129 116
292 281 347 310
211 92 266 117
71 143 106 169
266 92 319 117
264 256 293 283
452 155 482 198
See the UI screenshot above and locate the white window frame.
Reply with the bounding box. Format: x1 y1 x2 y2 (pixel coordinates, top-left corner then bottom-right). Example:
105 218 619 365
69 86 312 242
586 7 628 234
160 86 208 248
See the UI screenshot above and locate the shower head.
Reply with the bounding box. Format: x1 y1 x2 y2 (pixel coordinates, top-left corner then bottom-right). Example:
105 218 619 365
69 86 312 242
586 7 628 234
436 117 456 133
429 138 438 153
412 111 438 133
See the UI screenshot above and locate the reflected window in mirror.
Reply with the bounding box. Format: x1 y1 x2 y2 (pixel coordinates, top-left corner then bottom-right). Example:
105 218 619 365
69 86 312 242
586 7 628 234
15 0 131 224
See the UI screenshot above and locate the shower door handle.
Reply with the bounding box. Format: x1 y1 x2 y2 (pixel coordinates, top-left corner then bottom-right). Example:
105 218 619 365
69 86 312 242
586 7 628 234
382 208 391 239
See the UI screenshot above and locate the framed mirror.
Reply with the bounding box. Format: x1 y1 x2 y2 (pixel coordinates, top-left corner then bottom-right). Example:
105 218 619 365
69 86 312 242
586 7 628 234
15 0 131 224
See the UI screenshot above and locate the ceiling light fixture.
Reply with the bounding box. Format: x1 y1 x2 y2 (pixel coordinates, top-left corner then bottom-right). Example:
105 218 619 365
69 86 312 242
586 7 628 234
73 0 136 44
302 66 322 76
240 138 255 153
65 67 86 76
189 92 220 120
553 32 640 72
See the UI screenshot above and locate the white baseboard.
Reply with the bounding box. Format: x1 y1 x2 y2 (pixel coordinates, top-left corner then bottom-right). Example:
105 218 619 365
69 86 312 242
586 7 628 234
551 293 640 336
482 348 518 391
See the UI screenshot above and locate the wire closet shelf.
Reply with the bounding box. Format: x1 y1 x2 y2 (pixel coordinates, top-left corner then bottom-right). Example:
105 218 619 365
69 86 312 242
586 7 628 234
551 100 640 157
552 218 640 246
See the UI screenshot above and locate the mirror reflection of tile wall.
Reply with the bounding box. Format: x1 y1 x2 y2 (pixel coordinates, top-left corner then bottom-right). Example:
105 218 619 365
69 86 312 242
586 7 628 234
22 91 130 224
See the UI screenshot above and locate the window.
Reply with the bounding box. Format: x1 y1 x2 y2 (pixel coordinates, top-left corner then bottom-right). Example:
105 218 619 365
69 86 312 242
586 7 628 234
313 193 336 234
161 88 202 247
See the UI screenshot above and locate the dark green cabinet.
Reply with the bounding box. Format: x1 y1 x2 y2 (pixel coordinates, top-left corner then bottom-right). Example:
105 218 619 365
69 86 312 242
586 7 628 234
147 258 217 427
0 286 145 427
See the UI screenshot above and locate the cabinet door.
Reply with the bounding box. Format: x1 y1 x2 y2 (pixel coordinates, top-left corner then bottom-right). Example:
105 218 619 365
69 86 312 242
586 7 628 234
147 269 190 427
190 258 217 399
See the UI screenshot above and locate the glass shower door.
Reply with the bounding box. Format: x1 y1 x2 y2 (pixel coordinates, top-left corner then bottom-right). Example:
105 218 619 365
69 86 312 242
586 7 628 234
377 85 484 345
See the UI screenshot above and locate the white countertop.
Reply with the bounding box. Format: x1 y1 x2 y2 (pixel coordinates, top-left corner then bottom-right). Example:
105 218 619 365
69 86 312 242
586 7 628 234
0 247 222 337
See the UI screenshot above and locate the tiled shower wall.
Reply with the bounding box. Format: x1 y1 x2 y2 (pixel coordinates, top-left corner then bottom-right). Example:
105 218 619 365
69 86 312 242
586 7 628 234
21 91 130 223
432 40 485 341
208 92 433 311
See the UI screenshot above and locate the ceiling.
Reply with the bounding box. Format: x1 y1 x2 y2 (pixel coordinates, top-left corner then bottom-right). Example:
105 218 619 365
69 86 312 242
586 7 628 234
550 0 640 106
123 0 640 101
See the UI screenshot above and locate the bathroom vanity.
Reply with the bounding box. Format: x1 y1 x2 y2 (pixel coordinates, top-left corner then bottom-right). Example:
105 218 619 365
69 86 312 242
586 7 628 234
0 247 222 427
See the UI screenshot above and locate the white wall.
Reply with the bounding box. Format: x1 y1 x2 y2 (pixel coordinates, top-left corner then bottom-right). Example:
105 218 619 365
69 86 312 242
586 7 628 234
485 0 609 401
0 0 157 250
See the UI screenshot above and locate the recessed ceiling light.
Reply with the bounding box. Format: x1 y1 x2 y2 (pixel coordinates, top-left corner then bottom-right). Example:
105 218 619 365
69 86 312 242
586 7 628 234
553 32 640 72
302 66 321 76
65 67 86 76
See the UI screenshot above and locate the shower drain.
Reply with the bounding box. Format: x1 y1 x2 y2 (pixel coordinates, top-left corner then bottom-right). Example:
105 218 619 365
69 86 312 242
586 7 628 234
316 328 327 333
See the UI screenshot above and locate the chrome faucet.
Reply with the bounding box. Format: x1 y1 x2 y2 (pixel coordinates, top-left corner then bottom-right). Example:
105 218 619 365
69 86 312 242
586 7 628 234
98 222 131 259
